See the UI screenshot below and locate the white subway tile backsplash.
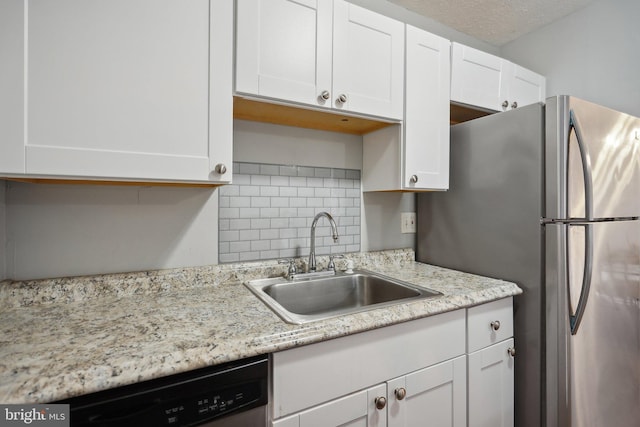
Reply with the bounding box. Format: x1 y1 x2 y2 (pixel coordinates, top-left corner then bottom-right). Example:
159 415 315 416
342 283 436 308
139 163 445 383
240 229 260 241
279 186 297 197
314 168 332 178
270 218 288 228
230 241 250 253
250 175 270 186
239 185 260 197
271 176 290 186
230 197 251 208
218 162 361 263
260 164 280 175
219 185 239 197
240 163 260 174
251 197 271 208
219 207 239 219
260 186 279 197
230 218 251 230
239 208 261 218
219 253 239 263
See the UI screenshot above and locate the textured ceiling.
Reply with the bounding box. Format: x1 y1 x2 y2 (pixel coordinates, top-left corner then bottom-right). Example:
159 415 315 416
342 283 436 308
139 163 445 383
387 0 596 46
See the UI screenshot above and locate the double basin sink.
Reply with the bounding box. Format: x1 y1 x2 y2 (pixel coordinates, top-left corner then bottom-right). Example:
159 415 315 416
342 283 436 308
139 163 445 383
245 269 441 324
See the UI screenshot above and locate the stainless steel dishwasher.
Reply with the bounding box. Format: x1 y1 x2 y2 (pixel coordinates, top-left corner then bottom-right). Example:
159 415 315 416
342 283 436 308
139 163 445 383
57 354 268 426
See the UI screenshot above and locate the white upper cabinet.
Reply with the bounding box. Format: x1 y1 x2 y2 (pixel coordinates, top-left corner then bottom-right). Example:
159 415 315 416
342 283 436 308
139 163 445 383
508 63 546 109
332 1 404 119
363 26 450 192
235 0 404 120
403 26 450 190
235 0 332 109
1 0 232 184
0 0 24 175
451 42 545 112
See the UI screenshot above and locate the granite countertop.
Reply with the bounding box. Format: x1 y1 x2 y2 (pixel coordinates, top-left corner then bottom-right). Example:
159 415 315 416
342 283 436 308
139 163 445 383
0 249 522 404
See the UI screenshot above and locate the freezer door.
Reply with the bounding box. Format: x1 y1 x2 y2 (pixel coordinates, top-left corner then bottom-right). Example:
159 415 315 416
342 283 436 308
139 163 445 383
545 96 640 220
545 220 640 427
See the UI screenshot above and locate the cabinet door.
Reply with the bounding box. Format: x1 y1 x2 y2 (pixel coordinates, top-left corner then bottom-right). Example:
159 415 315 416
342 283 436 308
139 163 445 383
468 338 515 427
297 383 387 427
235 0 333 109
333 0 404 120
0 0 24 174
404 25 450 190
450 42 508 112
25 0 231 183
506 63 546 109
388 356 466 427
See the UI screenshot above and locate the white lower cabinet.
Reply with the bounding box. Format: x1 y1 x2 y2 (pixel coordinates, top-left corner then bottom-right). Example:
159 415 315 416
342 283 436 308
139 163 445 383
467 339 515 427
271 298 515 427
466 297 515 427
387 356 466 427
278 384 387 427
270 309 466 426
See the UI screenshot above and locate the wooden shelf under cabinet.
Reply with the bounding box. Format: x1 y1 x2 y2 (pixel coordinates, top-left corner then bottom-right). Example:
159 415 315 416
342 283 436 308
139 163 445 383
233 97 395 135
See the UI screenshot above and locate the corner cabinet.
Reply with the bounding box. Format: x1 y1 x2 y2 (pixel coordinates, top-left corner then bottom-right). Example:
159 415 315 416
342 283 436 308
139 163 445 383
451 42 545 113
0 0 233 184
363 26 450 191
467 298 516 427
270 309 467 427
235 0 404 121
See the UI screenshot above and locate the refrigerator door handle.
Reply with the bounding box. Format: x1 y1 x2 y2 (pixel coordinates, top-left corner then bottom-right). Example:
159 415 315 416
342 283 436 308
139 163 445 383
568 223 593 335
569 109 594 220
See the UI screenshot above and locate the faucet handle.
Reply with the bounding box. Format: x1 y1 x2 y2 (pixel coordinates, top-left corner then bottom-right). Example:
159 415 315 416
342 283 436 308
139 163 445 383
328 254 345 271
278 259 297 279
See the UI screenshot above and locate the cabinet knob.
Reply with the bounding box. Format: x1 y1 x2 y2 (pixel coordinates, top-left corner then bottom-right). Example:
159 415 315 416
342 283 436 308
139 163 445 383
320 90 330 100
337 94 348 103
490 320 501 331
502 100 509 109
394 387 407 401
214 163 227 174
508 347 516 357
511 101 518 109
374 396 387 410
410 174 419 184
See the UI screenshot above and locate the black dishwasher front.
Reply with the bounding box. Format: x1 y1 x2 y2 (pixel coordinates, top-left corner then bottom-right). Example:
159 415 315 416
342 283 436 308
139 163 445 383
57 354 268 427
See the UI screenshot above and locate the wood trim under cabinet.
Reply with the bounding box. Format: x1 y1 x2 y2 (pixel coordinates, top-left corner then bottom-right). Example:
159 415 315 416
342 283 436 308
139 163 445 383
3 178 221 188
233 97 394 135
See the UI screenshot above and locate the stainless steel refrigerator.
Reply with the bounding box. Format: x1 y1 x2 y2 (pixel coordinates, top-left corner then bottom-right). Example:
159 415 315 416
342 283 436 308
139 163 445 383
416 95 640 427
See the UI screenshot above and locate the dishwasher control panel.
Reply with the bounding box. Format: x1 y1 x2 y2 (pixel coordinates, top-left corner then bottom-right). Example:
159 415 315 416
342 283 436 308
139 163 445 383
164 381 263 425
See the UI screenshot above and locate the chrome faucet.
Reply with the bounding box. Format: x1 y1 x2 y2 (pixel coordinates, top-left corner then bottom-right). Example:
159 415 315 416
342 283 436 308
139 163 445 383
308 212 339 272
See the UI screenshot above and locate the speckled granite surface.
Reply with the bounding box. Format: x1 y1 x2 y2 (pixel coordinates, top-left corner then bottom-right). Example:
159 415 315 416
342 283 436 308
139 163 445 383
0 249 521 404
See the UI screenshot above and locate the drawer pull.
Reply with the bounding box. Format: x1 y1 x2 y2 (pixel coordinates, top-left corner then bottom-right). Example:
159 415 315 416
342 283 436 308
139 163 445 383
508 347 516 357
395 387 407 400
374 396 387 410
490 320 501 331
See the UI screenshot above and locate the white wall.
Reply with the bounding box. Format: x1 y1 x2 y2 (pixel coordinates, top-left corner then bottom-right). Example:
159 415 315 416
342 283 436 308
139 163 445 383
5 183 219 280
2 121 416 281
501 0 640 117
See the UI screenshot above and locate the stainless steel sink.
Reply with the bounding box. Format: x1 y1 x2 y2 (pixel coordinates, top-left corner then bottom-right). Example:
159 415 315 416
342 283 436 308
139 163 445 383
245 269 441 324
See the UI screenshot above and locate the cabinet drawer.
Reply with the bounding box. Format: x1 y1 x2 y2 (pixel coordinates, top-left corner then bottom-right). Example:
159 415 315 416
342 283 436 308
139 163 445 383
467 297 513 353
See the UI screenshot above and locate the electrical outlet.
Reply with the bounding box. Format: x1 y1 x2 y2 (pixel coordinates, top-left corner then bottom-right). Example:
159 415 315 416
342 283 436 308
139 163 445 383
401 212 416 233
